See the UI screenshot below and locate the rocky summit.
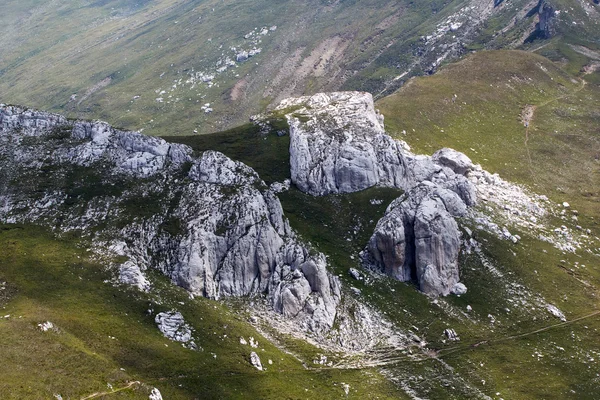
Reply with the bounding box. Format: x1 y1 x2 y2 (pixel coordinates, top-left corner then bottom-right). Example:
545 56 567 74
0 93 482 309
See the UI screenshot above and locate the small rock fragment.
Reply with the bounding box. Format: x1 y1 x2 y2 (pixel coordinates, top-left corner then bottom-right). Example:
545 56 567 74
444 328 460 341
149 387 163 400
250 351 263 370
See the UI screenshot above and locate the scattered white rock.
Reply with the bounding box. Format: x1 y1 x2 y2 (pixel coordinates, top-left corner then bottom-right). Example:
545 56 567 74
451 282 468 295
546 304 567 322
149 387 163 400
250 351 263 370
155 311 194 345
270 179 291 193
342 383 350 395
38 321 56 332
444 328 460 341
348 268 362 280
249 337 258 348
118 261 150 291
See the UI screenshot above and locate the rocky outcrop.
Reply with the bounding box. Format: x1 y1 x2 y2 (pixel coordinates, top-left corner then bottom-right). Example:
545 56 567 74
276 92 476 206
149 388 163 400
0 105 67 134
366 182 465 296
273 92 476 296
0 104 340 333
250 351 263 370
537 0 556 39
155 311 194 343
118 261 151 292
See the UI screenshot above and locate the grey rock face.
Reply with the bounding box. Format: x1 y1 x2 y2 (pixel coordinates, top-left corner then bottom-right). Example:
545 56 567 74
149 388 163 400
0 105 67 134
276 92 476 207
451 282 468 295
366 183 464 297
118 261 151 292
432 148 475 176
538 0 556 39
250 351 263 370
274 92 476 296
444 328 460 341
0 105 340 333
0 105 193 179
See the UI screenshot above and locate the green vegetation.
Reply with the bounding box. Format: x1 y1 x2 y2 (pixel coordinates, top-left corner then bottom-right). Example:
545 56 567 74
377 50 600 219
5 0 598 136
0 224 405 399
166 118 291 185
1 0 600 397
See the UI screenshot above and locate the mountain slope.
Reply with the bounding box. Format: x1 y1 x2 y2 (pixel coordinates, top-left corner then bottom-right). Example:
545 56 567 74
1 0 598 136
0 224 404 399
377 49 600 218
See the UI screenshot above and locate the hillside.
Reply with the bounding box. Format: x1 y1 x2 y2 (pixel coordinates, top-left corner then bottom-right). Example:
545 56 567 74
1 0 599 136
1 83 600 399
1 1 600 399
377 50 600 219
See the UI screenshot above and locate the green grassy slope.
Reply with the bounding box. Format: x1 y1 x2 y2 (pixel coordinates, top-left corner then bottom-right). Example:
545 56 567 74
374 48 600 398
4 0 598 136
377 49 600 219
0 0 472 135
0 224 405 399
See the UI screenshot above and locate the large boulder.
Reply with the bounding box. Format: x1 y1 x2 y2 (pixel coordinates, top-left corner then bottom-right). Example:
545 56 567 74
277 92 477 207
366 182 464 297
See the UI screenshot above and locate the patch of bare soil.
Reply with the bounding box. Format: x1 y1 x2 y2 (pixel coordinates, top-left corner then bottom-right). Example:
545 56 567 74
520 104 536 127
230 78 248 102
77 76 112 105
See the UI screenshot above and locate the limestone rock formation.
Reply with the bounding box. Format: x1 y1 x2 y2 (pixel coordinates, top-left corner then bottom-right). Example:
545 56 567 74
155 311 194 343
250 351 263 370
276 92 476 207
273 92 476 296
537 0 557 39
149 388 163 400
118 261 151 292
366 182 464 296
0 104 340 333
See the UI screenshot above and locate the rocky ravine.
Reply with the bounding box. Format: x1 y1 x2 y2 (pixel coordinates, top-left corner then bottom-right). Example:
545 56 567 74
0 104 340 334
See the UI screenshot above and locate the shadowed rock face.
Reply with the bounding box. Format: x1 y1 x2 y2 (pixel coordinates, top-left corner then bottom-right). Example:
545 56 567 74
0 104 340 333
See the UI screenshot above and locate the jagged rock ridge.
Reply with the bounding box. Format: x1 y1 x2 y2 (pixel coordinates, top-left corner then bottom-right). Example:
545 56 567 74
0 104 340 333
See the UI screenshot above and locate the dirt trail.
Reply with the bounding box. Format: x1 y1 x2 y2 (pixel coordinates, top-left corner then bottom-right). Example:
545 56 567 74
521 104 537 181
520 79 587 182
80 381 141 399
